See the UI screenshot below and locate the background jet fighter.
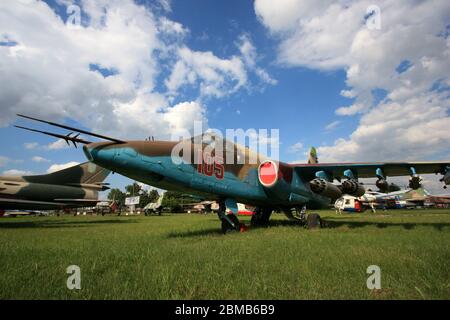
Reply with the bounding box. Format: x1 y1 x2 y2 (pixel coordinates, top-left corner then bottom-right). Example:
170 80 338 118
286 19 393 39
0 161 110 211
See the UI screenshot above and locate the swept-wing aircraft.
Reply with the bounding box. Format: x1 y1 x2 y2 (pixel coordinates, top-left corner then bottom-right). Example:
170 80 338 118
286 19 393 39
16 114 450 232
0 161 110 212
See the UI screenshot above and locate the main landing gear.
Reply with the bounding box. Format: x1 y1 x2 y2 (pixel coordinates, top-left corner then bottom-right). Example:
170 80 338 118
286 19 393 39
217 200 240 234
284 206 322 229
250 207 273 226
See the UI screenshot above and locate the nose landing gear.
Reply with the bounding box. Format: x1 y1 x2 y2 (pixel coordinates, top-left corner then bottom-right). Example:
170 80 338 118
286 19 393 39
217 200 240 234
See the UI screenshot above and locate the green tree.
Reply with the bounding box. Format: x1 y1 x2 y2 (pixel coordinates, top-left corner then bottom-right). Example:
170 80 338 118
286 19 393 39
124 183 161 208
107 188 126 208
138 188 160 208
148 189 160 203
161 191 192 212
125 182 141 197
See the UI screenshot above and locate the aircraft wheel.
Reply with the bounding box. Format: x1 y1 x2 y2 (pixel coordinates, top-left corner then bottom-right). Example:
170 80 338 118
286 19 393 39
306 213 321 229
251 208 272 226
221 214 240 234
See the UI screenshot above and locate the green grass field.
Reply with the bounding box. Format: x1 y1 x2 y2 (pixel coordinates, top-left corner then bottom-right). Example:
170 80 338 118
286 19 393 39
0 209 449 300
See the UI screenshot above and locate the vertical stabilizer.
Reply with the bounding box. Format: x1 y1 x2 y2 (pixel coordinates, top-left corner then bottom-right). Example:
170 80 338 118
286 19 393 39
308 147 318 164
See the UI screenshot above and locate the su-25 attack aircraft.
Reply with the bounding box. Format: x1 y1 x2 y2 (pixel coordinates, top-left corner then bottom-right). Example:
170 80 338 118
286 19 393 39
0 161 110 213
16 114 450 233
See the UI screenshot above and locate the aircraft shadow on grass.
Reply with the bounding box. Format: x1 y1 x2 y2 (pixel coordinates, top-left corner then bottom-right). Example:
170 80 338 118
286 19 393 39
167 218 450 238
0 219 135 229
167 228 223 238
322 219 450 231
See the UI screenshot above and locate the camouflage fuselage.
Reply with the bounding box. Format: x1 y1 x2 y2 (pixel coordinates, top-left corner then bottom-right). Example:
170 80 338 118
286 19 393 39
0 162 109 210
83 140 329 210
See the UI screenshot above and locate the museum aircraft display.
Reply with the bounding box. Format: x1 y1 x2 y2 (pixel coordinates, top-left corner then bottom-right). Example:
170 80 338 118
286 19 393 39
0 161 110 212
334 187 430 213
16 114 450 232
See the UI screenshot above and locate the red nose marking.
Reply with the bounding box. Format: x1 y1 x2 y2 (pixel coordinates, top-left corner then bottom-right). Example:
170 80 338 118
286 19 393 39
259 161 278 187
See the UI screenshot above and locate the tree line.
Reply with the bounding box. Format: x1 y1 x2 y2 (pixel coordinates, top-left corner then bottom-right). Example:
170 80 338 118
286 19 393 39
107 182 195 212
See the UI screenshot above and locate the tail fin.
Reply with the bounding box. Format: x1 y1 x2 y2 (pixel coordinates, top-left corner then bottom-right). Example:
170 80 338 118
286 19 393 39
24 162 110 185
307 147 318 164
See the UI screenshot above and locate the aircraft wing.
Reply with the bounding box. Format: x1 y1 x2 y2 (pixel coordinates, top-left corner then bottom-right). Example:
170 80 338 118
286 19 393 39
0 197 70 210
0 197 101 210
291 161 450 181
53 199 101 203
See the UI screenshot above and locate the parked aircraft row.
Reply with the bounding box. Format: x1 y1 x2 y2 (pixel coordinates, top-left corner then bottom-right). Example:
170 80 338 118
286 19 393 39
8 114 449 233
0 162 110 216
334 187 439 213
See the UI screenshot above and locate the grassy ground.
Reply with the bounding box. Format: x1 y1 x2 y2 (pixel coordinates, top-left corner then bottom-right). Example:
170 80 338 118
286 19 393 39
0 209 449 300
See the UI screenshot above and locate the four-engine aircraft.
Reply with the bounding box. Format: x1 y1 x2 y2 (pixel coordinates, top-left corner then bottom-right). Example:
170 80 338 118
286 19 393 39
15 114 450 232
0 161 110 213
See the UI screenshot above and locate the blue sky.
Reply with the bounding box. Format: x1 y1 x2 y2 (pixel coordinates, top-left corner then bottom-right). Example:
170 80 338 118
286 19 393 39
0 0 449 194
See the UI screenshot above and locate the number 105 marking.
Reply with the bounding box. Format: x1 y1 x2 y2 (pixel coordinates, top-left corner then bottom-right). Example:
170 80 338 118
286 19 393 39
197 151 224 180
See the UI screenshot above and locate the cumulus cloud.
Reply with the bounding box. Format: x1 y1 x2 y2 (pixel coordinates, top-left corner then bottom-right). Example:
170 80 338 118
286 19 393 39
46 161 80 173
1 0 272 142
24 142 39 150
255 0 450 164
165 34 276 98
324 120 341 131
2 169 34 176
31 156 50 163
288 142 304 154
47 139 70 150
335 103 368 116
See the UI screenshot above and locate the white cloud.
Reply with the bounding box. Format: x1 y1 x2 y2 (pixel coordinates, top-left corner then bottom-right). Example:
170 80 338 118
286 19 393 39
237 34 278 86
163 101 206 138
288 142 303 154
46 161 80 173
165 34 276 98
256 0 450 163
31 156 50 163
324 120 341 131
47 139 70 150
157 0 172 12
24 142 38 149
335 103 367 116
1 0 271 142
166 46 248 99
340 89 356 99
2 169 34 176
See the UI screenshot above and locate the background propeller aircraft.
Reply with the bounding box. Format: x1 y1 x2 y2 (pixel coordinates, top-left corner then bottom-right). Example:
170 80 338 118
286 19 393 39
0 161 110 213
16 114 450 233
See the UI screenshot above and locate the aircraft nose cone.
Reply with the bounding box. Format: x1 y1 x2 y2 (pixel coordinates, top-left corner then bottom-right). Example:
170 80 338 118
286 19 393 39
82 142 118 167
83 145 94 161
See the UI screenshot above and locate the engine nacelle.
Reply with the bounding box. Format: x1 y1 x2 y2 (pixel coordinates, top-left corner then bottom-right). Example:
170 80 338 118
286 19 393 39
341 179 365 197
310 178 342 200
258 160 291 201
258 160 279 188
